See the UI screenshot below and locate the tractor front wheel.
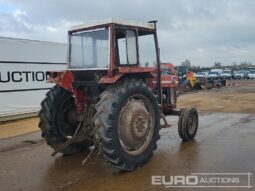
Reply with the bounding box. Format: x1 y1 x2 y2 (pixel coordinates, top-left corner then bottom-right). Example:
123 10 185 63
178 107 199 141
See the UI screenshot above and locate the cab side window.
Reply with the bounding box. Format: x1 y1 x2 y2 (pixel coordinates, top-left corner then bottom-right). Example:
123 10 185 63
117 30 138 65
138 34 157 67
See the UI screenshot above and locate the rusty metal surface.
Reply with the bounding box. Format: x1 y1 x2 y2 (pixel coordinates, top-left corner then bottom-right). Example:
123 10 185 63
118 96 154 156
97 73 123 84
118 66 156 74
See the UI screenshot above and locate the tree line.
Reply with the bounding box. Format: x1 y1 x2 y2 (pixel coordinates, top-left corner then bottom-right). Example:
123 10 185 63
180 59 255 72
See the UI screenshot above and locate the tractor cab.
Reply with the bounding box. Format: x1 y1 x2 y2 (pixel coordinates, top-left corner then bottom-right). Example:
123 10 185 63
68 18 158 72
50 18 178 111
67 19 158 81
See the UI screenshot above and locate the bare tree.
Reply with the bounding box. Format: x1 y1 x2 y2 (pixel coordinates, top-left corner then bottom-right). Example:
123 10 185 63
181 59 191 68
214 62 222 68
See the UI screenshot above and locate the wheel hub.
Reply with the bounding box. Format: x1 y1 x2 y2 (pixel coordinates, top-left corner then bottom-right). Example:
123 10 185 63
58 98 95 142
58 98 78 139
131 111 149 139
188 114 196 134
118 97 153 154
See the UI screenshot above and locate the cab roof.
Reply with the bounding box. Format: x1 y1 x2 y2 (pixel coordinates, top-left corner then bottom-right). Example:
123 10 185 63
70 18 155 32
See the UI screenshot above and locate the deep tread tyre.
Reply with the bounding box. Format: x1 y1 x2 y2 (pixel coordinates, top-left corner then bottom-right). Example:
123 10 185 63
178 107 199 141
39 85 89 155
94 79 160 171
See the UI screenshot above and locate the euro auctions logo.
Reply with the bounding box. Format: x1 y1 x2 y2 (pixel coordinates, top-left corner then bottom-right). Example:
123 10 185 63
152 175 198 187
151 173 253 188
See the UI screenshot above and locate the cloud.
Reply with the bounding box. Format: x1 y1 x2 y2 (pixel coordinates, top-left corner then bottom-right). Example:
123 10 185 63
0 0 255 66
46 26 57 33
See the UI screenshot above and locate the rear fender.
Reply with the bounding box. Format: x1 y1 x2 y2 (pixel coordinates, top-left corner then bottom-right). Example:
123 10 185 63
98 72 154 84
47 71 73 92
98 73 124 84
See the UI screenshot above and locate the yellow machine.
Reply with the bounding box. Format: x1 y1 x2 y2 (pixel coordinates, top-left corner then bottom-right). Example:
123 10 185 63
186 71 197 88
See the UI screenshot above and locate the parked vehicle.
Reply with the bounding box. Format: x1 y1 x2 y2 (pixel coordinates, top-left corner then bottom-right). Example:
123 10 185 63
195 72 207 78
221 70 232 79
234 71 247 79
208 71 220 79
248 70 255 79
202 70 210 77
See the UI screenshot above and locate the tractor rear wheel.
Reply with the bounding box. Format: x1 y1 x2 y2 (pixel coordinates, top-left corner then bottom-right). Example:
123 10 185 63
94 79 160 171
39 85 90 155
178 107 199 141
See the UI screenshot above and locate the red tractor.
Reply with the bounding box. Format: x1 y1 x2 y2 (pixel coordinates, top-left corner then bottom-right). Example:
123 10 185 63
39 19 198 171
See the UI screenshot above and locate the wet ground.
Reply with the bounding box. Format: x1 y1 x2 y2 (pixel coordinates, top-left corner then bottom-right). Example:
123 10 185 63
1 80 255 191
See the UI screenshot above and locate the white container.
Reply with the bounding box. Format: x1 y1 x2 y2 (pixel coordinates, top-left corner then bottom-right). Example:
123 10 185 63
0 37 66 121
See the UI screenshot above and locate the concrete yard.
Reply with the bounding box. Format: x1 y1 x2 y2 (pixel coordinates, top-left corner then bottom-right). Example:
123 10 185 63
0 80 255 191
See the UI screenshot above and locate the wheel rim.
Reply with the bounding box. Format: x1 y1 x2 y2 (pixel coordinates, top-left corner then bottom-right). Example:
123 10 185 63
118 94 155 156
58 97 78 139
187 112 198 135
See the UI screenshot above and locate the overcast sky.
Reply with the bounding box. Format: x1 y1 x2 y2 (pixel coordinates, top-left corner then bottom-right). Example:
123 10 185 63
0 0 255 66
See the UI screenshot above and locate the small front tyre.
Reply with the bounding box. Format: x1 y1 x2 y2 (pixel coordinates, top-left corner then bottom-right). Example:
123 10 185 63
178 107 199 141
